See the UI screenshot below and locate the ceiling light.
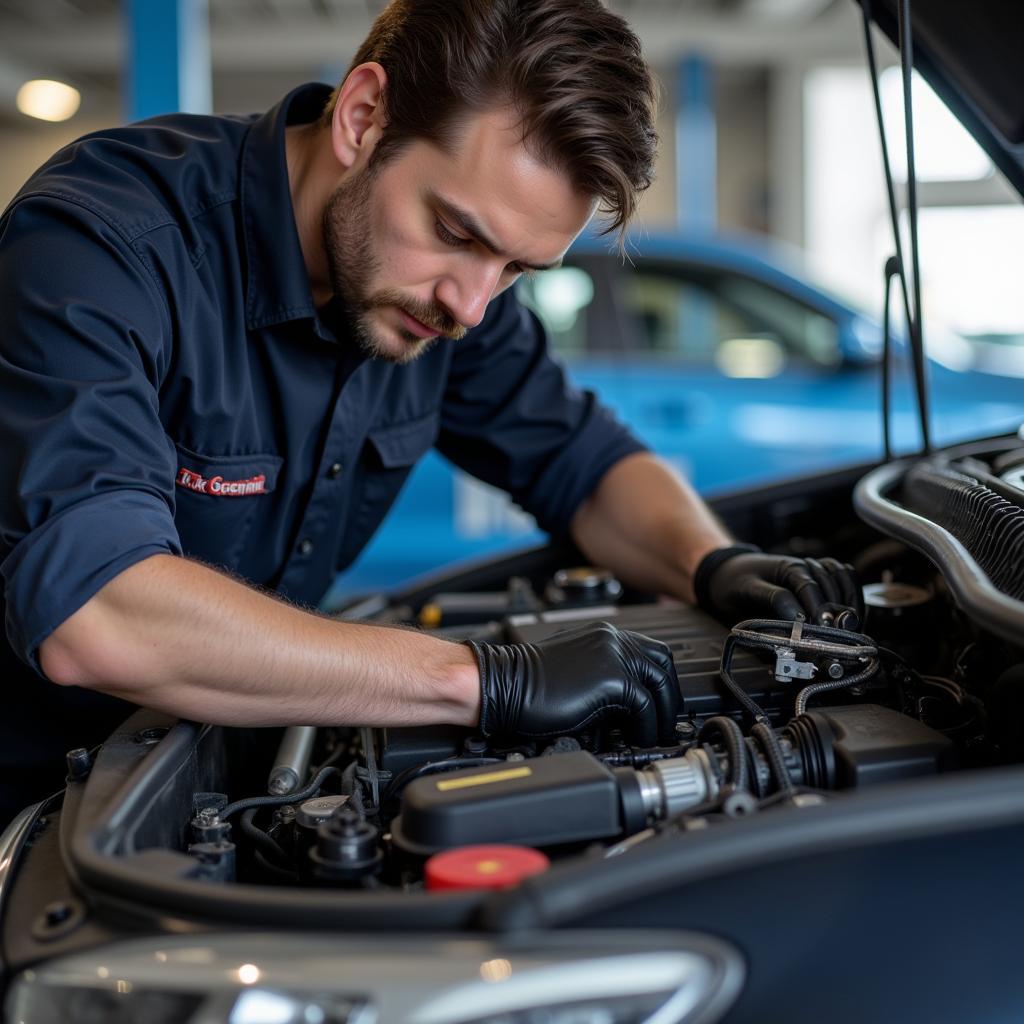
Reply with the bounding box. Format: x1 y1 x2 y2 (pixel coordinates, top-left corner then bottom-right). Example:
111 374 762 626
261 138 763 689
16 79 81 122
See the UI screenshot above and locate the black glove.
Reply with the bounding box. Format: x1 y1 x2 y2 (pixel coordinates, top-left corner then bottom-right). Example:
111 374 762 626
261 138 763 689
694 544 863 628
466 622 680 747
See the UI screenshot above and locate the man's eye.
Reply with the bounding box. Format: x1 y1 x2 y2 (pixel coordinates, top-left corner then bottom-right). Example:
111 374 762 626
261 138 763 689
435 219 468 247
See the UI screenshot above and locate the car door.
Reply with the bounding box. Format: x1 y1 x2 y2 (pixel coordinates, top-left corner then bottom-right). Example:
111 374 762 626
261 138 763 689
525 252 884 493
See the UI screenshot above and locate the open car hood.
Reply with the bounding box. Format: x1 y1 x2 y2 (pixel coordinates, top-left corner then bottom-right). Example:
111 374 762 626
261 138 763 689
858 0 1024 198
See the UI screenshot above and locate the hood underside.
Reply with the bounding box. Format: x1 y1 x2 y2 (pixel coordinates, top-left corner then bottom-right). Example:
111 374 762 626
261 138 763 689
858 0 1024 198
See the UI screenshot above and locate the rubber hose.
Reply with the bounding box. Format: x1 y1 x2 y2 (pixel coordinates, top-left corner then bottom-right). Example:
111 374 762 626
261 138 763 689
219 766 339 819
698 716 750 793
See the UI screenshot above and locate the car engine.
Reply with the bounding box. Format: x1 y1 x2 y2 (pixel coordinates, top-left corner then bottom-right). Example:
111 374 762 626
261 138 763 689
140 437 1020 896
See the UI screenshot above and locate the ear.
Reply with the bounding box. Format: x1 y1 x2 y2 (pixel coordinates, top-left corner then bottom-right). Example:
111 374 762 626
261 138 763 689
329 62 388 170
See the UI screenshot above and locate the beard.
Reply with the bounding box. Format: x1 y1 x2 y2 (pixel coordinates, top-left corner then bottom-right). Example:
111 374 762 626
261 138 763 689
322 165 466 365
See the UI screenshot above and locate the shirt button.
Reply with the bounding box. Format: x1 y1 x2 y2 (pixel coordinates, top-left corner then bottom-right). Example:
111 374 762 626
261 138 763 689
327 461 343 479
297 538 314 556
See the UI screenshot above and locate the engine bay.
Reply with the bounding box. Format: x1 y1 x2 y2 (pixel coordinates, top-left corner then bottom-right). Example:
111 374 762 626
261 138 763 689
154 437 1023 896
2 434 1018 950
3 432 1024 1018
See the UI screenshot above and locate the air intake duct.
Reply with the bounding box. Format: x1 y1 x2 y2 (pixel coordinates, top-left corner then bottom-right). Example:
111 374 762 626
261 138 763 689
391 707 954 854
902 463 1024 601
784 704 956 789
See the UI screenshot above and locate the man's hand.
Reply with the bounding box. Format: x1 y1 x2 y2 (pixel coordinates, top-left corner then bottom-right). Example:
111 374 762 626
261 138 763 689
695 546 863 628
466 622 680 747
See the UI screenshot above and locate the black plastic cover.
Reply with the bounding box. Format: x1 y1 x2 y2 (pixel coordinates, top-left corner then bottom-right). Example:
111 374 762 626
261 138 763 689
391 751 622 855
796 704 956 789
377 725 467 775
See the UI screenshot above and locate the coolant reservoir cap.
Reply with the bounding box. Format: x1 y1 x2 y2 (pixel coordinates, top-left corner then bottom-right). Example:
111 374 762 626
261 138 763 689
425 844 550 891
296 794 349 830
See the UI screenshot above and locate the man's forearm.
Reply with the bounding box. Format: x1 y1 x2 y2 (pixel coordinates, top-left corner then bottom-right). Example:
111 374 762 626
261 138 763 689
570 452 731 603
39 554 481 728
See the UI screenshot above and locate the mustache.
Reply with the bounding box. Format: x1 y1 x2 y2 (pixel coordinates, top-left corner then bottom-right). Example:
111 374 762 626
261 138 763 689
368 289 467 341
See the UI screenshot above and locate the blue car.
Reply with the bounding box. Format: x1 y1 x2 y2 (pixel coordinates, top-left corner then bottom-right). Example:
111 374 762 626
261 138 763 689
330 232 1024 599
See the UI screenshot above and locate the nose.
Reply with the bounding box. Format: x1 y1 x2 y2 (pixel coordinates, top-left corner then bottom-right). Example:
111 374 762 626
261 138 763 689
435 261 504 331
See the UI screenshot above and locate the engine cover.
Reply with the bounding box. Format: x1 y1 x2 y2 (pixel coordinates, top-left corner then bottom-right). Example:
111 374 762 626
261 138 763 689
505 601 784 721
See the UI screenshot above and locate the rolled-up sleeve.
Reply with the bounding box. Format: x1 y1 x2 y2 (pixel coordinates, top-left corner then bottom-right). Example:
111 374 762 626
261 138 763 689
437 290 648 537
0 195 182 672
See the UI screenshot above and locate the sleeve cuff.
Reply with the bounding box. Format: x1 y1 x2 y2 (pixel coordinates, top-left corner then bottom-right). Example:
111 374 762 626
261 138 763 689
2 490 182 674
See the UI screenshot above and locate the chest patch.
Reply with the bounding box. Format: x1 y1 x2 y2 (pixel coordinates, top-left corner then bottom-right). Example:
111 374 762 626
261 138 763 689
176 466 268 497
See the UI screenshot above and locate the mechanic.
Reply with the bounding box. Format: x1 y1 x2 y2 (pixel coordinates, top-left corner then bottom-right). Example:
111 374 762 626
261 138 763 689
0 0 860 822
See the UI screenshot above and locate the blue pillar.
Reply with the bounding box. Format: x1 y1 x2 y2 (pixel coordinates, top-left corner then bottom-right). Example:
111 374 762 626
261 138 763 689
675 54 716 232
125 0 212 122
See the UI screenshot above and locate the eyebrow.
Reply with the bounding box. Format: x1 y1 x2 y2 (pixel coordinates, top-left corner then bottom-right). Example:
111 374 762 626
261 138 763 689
426 189 563 272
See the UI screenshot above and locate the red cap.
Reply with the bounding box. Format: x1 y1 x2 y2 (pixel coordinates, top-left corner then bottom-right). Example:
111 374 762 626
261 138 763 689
425 845 550 891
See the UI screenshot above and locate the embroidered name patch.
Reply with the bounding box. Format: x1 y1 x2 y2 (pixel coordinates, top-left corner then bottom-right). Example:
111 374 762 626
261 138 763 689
176 467 267 497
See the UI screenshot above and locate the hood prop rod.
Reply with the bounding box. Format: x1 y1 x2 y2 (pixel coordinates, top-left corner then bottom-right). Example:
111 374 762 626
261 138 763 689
861 0 932 456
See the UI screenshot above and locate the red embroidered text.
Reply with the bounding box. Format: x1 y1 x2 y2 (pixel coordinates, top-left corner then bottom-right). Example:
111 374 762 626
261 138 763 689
176 467 267 497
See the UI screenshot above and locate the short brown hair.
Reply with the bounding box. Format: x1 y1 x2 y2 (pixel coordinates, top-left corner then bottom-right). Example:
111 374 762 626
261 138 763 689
322 0 658 238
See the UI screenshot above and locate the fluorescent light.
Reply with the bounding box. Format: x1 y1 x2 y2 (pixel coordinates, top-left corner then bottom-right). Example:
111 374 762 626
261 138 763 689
16 79 81 122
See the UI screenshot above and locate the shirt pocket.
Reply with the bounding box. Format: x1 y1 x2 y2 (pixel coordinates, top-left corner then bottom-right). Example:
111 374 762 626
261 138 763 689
339 412 439 570
171 444 284 570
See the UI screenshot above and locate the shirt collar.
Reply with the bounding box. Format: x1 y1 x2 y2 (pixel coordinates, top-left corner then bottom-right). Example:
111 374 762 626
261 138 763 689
240 82 334 332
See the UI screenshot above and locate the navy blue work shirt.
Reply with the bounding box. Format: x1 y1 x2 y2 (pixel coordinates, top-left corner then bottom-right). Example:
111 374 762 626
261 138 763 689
0 83 645 819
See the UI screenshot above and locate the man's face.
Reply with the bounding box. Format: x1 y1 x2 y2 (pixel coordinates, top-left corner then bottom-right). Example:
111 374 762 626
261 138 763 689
323 108 596 364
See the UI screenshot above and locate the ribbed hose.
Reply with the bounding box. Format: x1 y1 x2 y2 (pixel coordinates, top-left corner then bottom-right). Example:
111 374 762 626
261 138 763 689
750 722 796 797
794 661 881 716
904 464 1024 601
718 635 774 725
731 619 877 661
698 716 749 793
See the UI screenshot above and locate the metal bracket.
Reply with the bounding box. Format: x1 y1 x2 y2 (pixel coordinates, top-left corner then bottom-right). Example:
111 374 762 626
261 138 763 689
774 648 817 682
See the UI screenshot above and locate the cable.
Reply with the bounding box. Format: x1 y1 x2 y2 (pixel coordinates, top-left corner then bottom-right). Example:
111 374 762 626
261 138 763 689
698 716 749 793
311 735 352 776
878 646 983 734
239 807 291 866
723 619 879 719
920 674 966 705
750 722 797 798
794 660 880 716
719 634 773 725
720 618 879 788
716 625 800 799
218 765 339 820
731 618 877 661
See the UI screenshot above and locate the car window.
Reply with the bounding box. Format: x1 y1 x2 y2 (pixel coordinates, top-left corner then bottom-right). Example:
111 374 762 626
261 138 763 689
519 264 596 356
521 255 842 376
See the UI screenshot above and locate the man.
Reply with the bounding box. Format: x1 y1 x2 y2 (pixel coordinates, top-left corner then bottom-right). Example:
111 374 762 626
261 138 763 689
0 0 859 821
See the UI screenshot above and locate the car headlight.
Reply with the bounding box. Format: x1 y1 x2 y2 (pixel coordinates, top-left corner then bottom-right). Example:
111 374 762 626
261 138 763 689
5 931 743 1024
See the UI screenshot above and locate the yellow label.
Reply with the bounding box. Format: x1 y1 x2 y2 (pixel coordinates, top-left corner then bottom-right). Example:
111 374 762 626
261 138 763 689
436 766 532 791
